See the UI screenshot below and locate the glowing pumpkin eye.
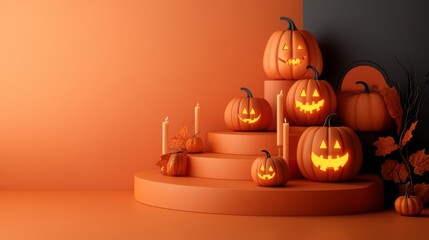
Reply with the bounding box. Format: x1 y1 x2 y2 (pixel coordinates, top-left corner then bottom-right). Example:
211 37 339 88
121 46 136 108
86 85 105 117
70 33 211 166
297 45 302 50
334 140 341 149
268 166 274 172
320 140 327 149
300 89 306 97
242 108 248 114
313 89 320 97
250 108 255 114
283 44 289 50
260 165 265 171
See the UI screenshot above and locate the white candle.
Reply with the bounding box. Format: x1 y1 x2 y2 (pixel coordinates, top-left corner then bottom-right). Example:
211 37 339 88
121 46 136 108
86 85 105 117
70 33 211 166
283 118 289 164
162 116 169 155
195 103 200 135
277 90 284 146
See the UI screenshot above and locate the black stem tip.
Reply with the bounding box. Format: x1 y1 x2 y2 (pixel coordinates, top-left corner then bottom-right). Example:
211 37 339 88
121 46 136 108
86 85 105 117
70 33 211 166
323 113 337 127
356 81 370 93
306 65 319 80
280 16 297 31
261 150 271 158
240 87 253 98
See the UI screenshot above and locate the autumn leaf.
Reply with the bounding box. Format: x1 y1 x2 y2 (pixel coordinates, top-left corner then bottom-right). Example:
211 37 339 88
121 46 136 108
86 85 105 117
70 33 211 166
409 149 429 176
170 125 189 150
381 159 408 183
373 136 399 156
401 121 417 147
381 86 403 134
156 152 173 167
414 183 429 205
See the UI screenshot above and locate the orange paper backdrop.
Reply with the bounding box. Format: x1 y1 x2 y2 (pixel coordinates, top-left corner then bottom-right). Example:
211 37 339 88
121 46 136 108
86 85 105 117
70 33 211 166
0 0 302 189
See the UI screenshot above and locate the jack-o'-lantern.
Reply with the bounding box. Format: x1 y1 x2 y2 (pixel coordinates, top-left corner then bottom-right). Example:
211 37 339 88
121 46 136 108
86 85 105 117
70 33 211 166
285 66 336 125
263 17 323 80
338 81 394 131
297 113 362 181
251 150 290 187
224 87 272 131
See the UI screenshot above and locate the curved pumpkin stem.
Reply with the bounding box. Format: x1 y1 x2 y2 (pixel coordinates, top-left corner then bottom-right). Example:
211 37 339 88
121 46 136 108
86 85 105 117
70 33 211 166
261 149 271 158
306 65 319 80
240 87 253 98
405 181 410 198
323 113 337 127
356 81 370 93
280 16 297 31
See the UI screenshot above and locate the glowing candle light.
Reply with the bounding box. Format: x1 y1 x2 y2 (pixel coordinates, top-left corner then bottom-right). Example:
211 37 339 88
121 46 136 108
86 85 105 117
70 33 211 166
162 116 169 155
283 118 290 164
195 103 200 135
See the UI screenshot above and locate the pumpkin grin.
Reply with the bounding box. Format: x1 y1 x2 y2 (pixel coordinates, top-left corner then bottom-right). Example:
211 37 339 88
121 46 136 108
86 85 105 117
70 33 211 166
311 152 349 171
295 99 325 113
257 172 276 180
238 114 261 124
278 56 307 66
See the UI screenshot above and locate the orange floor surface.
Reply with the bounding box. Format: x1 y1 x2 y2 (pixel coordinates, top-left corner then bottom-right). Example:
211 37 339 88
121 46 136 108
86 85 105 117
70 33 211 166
0 191 426 240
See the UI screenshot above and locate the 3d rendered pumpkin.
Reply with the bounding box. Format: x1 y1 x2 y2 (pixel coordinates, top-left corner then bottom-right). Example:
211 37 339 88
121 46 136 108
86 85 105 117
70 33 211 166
263 16 323 80
394 183 423 216
251 150 290 187
338 81 394 131
297 113 362 182
185 136 203 153
224 87 272 131
285 66 337 126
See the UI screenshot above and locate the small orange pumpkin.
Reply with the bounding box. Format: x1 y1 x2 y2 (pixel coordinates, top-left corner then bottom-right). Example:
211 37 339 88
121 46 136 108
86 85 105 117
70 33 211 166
297 113 362 181
285 66 337 126
185 136 203 153
224 87 272 131
251 150 290 187
157 151 188 176
263 17 323 80
394 182 423 216
338 81 394 131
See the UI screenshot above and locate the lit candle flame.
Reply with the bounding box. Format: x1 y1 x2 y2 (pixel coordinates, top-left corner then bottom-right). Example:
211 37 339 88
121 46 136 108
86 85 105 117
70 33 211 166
165 116 168 121
284 117 287 123
280 90 283 94
196 103 199 107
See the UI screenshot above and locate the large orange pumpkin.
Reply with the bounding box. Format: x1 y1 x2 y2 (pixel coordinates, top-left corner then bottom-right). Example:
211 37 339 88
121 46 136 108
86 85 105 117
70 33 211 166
263 17 323 80
251 150 290 187
285 66 336 125
297 113 362 181
224 87 272 131
338 81 394 131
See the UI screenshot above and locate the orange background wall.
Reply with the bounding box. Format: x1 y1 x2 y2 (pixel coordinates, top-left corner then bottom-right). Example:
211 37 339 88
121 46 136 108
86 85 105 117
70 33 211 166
0 0 302 189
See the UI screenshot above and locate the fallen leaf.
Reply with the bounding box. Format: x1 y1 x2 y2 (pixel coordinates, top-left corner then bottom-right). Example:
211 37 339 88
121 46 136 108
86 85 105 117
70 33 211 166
171 125 189 150
401 121 417 147
373 136 399 156
409 149 429 175
381 86 403 134
381 159 408 183
414 183 429 205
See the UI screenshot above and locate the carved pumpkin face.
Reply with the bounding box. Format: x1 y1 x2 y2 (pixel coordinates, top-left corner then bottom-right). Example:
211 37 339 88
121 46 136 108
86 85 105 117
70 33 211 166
297 113 362 182
251 150 290 187
285 66 337 126
263 17 322 80
311 137 349 171
224 88 272 131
